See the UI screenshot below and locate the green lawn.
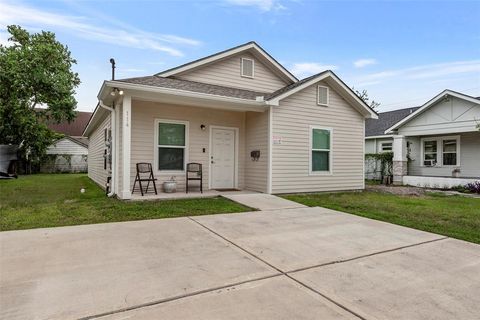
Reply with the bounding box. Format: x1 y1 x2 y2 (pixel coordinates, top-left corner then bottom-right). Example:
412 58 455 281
283 191 480 244
0 174 251 231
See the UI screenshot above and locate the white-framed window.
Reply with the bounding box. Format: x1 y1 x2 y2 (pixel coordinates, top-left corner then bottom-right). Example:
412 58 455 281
442 139 458 166
241 57 254 78
423 140 437 166
155 119 189 172
421 136 460 167
310 126 332 174
381 142 392 152
317 85 329 106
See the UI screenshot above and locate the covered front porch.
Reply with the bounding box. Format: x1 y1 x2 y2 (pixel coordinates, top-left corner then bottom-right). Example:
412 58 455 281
100 80 271 199
391 131 480 185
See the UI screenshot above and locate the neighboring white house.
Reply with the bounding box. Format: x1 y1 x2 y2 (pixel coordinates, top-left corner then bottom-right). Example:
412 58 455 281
41 136 88 173
40 110 92 173
365 90 480 188
83 41 377 199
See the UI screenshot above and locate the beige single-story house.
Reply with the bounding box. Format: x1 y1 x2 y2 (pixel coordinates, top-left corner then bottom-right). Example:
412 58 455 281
365 89 480 188
83 41 377 199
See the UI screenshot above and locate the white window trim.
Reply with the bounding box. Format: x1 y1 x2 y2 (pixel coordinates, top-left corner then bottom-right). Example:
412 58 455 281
241 57 255 79
380 142 393 152
420 135 460 168
154 119 189 174
309 126 333 175
317 85 329 106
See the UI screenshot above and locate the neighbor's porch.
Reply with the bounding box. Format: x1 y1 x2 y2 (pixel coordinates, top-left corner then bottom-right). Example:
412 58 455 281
392 131 480 186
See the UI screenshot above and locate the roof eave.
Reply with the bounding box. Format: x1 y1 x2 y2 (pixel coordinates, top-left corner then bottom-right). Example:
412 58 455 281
103 80 266 106
156 41 298 84
384 89 480 134
267 71 378 119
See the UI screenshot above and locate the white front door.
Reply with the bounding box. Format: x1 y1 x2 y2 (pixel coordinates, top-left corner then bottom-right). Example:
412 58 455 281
211 128 236 189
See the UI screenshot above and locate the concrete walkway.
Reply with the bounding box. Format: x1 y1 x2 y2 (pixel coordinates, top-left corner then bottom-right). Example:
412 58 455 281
222 193 306 210
1 207 479 320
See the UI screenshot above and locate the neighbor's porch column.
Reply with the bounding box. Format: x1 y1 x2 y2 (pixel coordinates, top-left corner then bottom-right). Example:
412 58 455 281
120 95 132 199
392 135 407 185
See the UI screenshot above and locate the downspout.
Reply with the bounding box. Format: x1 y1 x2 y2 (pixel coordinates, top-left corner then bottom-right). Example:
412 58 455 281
99 100 116 197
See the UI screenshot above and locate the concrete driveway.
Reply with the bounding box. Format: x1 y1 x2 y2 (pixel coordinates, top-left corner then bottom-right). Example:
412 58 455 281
1 207 479 320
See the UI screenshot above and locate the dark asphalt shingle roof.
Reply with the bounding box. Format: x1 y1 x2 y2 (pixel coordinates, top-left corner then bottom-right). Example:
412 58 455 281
365 107 420 137
41 110 92 137
116 76 269 101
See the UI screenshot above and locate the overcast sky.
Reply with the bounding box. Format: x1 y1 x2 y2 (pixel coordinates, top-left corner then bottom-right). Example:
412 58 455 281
1 0 479 113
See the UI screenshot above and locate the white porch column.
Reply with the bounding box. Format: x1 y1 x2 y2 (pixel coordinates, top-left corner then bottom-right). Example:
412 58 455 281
120 95 132 199
392 135 407 185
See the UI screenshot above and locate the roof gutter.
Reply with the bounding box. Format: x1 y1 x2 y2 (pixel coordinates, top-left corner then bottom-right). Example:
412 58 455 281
99 100 116 198
102 80 267 107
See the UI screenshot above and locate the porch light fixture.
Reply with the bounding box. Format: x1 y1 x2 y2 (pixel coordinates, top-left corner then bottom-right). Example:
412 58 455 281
200 124 206 131
110 87 124 96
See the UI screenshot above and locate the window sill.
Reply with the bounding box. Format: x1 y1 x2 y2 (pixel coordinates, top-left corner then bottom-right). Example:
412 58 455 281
309 171 333 176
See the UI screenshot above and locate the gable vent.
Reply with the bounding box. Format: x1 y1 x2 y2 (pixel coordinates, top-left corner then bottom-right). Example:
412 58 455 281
241 58 254 78
317 85 329 106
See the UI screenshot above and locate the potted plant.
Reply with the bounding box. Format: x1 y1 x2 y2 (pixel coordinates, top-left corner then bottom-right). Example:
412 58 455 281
452 168 461 178
163 176 177 193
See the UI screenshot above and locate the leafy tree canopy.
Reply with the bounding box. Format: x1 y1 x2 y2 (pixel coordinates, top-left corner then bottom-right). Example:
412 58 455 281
0 25 80 162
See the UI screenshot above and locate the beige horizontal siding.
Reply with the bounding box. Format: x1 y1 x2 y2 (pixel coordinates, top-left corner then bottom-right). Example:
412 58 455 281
175 52 287 93
129 100 246 192
245 111 268 192
272 81 365 194
87 114 110 189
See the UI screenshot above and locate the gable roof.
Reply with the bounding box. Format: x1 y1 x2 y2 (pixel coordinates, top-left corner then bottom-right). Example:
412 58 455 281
365 107 420 137
40 110 92 137
156 41 298 84
52 136 88 148
266 70 378 119
116 75 268 100
385 89 480 134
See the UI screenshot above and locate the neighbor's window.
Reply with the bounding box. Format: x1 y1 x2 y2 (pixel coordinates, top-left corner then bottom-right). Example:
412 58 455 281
311 128 331 172
381 142 392 152
423 140 437 166
317 86 329 106
442 139 457 166
241 58 254 78
157 121 187 171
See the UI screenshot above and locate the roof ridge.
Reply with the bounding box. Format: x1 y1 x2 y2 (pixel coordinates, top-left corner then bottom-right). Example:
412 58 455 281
155 41 298 82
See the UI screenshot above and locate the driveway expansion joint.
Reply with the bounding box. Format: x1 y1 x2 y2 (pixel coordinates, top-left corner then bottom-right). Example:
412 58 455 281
286 236 449 274
78 274 282 320
78 217 450 320
189 217 451 320
189 217 369 319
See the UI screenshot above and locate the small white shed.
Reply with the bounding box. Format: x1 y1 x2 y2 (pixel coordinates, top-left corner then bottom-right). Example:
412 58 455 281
41 136 88 173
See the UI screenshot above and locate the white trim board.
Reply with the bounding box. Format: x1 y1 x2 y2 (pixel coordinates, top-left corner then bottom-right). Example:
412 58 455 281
385 89 480 134
156 42 297 83
267 71 378 119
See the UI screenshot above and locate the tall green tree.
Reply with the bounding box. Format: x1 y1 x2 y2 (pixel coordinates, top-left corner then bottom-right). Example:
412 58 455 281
0 25 80 166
